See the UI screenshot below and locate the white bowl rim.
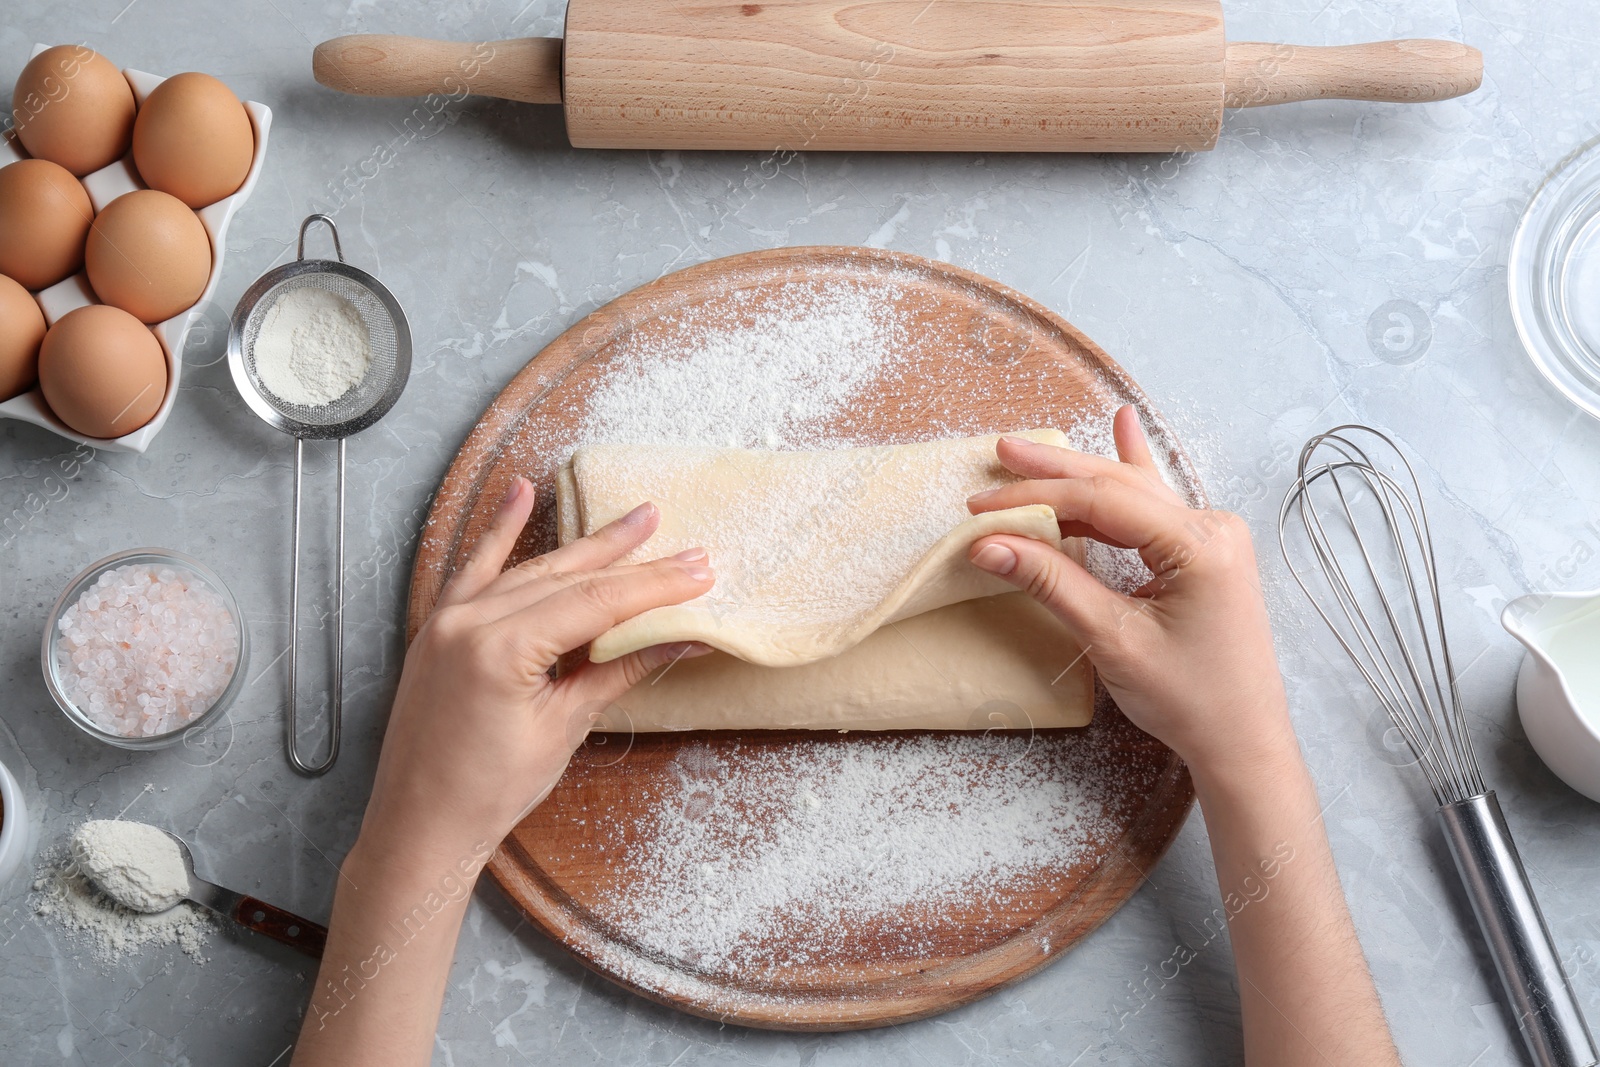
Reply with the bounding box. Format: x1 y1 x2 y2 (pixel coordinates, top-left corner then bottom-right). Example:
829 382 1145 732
0 758 26 877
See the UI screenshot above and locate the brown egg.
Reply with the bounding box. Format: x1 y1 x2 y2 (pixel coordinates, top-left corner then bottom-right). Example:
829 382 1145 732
0 275 47 401
12 46 136 176
132 72 254 209
85 190 211 324
38 304 167 438
0 159 95 290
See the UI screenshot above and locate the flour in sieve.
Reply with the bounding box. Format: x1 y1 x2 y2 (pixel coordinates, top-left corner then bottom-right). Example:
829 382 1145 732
254 287 371 407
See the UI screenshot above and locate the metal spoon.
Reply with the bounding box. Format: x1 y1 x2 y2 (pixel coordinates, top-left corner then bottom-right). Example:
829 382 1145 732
160 830 328 959
81 828 327 959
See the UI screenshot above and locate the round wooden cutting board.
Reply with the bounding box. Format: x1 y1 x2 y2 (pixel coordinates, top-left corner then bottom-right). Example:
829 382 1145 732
408 247 1204 1030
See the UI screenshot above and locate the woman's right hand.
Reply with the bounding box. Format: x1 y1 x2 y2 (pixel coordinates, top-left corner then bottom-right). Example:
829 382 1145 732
966 406 1295 776
357 478 714 869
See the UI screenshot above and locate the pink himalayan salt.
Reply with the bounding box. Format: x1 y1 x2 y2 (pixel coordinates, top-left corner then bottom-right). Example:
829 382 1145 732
55 563 239 738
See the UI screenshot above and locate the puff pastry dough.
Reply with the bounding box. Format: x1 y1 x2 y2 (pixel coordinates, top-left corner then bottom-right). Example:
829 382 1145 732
559 431 1067 666
611 591 1094 731
555 431 1096 732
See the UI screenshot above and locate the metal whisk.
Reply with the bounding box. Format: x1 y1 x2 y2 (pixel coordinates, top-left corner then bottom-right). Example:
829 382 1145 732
1279 425 1595 1067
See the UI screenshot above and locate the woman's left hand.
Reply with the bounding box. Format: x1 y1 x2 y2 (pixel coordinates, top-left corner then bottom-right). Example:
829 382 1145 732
357 476 714 863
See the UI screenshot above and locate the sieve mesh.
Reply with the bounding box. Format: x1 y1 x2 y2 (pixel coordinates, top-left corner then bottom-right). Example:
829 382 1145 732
238 272 402 428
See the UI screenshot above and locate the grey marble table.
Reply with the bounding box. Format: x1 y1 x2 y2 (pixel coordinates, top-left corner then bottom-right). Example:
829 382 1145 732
2 0 1597 1063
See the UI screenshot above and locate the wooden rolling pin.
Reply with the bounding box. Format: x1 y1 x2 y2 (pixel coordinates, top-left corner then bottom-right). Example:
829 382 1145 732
313 0 1481 153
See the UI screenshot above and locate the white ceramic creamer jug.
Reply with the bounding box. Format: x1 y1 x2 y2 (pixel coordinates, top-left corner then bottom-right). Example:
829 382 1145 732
1502 590 1600 802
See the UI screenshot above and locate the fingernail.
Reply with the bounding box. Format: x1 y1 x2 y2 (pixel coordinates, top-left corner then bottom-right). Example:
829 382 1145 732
619 502 655 525
497 477 529 513
999 435 1033 449
680 565 714 582
967 488 999 504
970 543 1017 575
672 547 707 562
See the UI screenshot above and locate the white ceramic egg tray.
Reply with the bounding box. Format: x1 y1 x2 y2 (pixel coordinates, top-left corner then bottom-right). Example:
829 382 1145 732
0 45 272 454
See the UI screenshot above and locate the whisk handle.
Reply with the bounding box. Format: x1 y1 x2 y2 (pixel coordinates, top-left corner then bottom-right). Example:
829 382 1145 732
1438 792 1597 1067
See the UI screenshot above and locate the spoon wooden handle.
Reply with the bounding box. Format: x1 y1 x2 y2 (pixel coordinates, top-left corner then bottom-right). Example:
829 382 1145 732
232 894 329 958
1223 40 1483 108
313 34 562 104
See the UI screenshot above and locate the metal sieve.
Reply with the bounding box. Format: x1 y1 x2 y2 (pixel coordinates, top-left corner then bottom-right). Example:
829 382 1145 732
227 214 412 776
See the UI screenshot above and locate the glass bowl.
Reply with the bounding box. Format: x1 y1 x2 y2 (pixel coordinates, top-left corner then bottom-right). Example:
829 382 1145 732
1509 137 1600 420
41 549 249 751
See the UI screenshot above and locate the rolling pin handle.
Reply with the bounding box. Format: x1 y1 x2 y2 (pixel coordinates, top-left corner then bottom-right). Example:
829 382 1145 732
1224 39 1483 108
313 35 562 105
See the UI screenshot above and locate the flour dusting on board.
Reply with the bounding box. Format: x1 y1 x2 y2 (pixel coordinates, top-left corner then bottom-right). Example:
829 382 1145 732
581 283 904 450
595 734 1116 975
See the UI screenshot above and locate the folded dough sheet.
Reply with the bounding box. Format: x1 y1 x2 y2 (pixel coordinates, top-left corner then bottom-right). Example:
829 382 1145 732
556 431 1095 730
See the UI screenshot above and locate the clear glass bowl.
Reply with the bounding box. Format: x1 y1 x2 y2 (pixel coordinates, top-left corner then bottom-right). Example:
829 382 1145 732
1509 137 1600 420
42 549 249 751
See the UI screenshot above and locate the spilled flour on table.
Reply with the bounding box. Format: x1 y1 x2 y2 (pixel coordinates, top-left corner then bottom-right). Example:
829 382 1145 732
33 848 213 965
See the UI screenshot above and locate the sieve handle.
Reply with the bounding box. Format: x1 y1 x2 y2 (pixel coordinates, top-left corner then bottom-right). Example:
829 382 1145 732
1437 792 1597 1067
286 438 345 777
298 214 345 264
